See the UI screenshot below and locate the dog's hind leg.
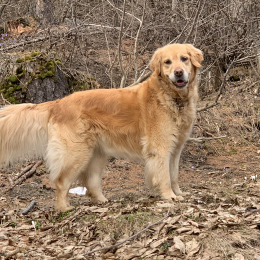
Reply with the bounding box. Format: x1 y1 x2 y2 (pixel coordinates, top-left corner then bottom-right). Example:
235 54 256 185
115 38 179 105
47 133 95 212
80 149 108 203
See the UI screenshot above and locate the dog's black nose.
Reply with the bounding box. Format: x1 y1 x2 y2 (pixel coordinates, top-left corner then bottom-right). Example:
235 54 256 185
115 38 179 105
174 68 184 77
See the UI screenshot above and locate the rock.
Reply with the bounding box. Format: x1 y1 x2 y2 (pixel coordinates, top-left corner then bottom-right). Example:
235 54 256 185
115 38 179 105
27 66 69 103
0 51 99 105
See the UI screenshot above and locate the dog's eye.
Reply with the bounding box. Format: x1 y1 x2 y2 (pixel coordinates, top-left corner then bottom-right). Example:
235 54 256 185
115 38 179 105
181 56 188 62
164 59 172 65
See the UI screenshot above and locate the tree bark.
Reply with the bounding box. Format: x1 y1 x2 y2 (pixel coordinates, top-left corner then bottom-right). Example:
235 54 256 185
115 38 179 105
35 0 56 26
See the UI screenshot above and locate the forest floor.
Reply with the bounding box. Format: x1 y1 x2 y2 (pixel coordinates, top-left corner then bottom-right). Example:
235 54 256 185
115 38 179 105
1 81 260 260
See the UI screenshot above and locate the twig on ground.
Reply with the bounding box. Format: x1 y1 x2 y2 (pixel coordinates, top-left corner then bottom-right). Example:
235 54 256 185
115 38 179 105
13 163 34 181
22 200 37 215
85 212 173 256
189 136 226 142
1 160 42 195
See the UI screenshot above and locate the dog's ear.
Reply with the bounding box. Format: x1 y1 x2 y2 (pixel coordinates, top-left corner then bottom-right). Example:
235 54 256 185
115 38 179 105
150 48 162 75
185 44 203 68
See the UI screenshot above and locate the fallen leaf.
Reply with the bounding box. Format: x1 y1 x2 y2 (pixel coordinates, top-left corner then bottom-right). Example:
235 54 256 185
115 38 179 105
91 208 108 213
176 226 193 234
199 248 220 260
149 238 166 248
186 238 200 257
186 227 201 235
189 220 199 227
167 247 182 257
156 202 174 208
173 236 185 254
0 232 8 240
168 215 181 225
232 253 245 260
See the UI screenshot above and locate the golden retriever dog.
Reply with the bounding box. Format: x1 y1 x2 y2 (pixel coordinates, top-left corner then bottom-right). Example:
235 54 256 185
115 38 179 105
0 44 203 212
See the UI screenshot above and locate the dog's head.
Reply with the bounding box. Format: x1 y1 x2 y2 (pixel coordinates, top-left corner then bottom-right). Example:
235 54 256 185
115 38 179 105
150 44 203 90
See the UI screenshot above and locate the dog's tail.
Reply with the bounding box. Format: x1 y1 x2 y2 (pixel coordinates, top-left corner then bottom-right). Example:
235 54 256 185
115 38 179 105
0 103 50 166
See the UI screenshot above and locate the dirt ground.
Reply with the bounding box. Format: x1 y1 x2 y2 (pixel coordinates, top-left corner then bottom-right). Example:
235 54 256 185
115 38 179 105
1 84 260 260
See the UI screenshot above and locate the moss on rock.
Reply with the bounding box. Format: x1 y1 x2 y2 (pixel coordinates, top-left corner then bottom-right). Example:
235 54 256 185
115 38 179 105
31 51 41 57
0 51 99 104
16 58 24 63
7 75 18 83
7 96 19 104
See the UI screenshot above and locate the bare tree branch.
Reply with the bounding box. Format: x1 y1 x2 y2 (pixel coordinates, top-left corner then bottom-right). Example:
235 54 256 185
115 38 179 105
0 0 10 20
127 71 151 88
118 0 127 88
105 0 142 23
197 55 241 112
184 0 204 43
134 0 147 82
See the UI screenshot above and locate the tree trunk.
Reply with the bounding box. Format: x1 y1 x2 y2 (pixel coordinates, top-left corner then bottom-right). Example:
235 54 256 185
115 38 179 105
35 0 56 26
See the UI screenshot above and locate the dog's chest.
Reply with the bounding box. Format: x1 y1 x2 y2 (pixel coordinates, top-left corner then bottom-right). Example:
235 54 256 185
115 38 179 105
166 99 196 144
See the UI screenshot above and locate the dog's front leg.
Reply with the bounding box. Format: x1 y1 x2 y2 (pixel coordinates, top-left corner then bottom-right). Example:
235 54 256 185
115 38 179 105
169 145 186 198
144 154 183 201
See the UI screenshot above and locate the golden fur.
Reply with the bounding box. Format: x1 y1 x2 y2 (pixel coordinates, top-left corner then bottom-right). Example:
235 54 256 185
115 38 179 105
0 44 203 211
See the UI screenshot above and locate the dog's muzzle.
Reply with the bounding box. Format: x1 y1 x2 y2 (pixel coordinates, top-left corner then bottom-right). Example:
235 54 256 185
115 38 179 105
169 68 189 88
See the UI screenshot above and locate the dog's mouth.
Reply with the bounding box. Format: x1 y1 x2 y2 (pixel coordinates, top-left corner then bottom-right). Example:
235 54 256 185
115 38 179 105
173 80 188 88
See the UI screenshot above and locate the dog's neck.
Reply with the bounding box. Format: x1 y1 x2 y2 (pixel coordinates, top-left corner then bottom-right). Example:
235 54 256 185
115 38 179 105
148 74 198 112
171 97 189 111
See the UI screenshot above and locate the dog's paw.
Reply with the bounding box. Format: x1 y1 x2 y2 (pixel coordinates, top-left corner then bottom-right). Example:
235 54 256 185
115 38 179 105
175 191 187 196
90 196 108 204
161 191 184 202
56 205 75 212
161 191 178 201
174 195 184 201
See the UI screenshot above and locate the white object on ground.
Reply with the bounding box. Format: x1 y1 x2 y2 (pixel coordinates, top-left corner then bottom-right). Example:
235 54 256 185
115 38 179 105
32 221 36 231
69 186 87 195
250 175 257 182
